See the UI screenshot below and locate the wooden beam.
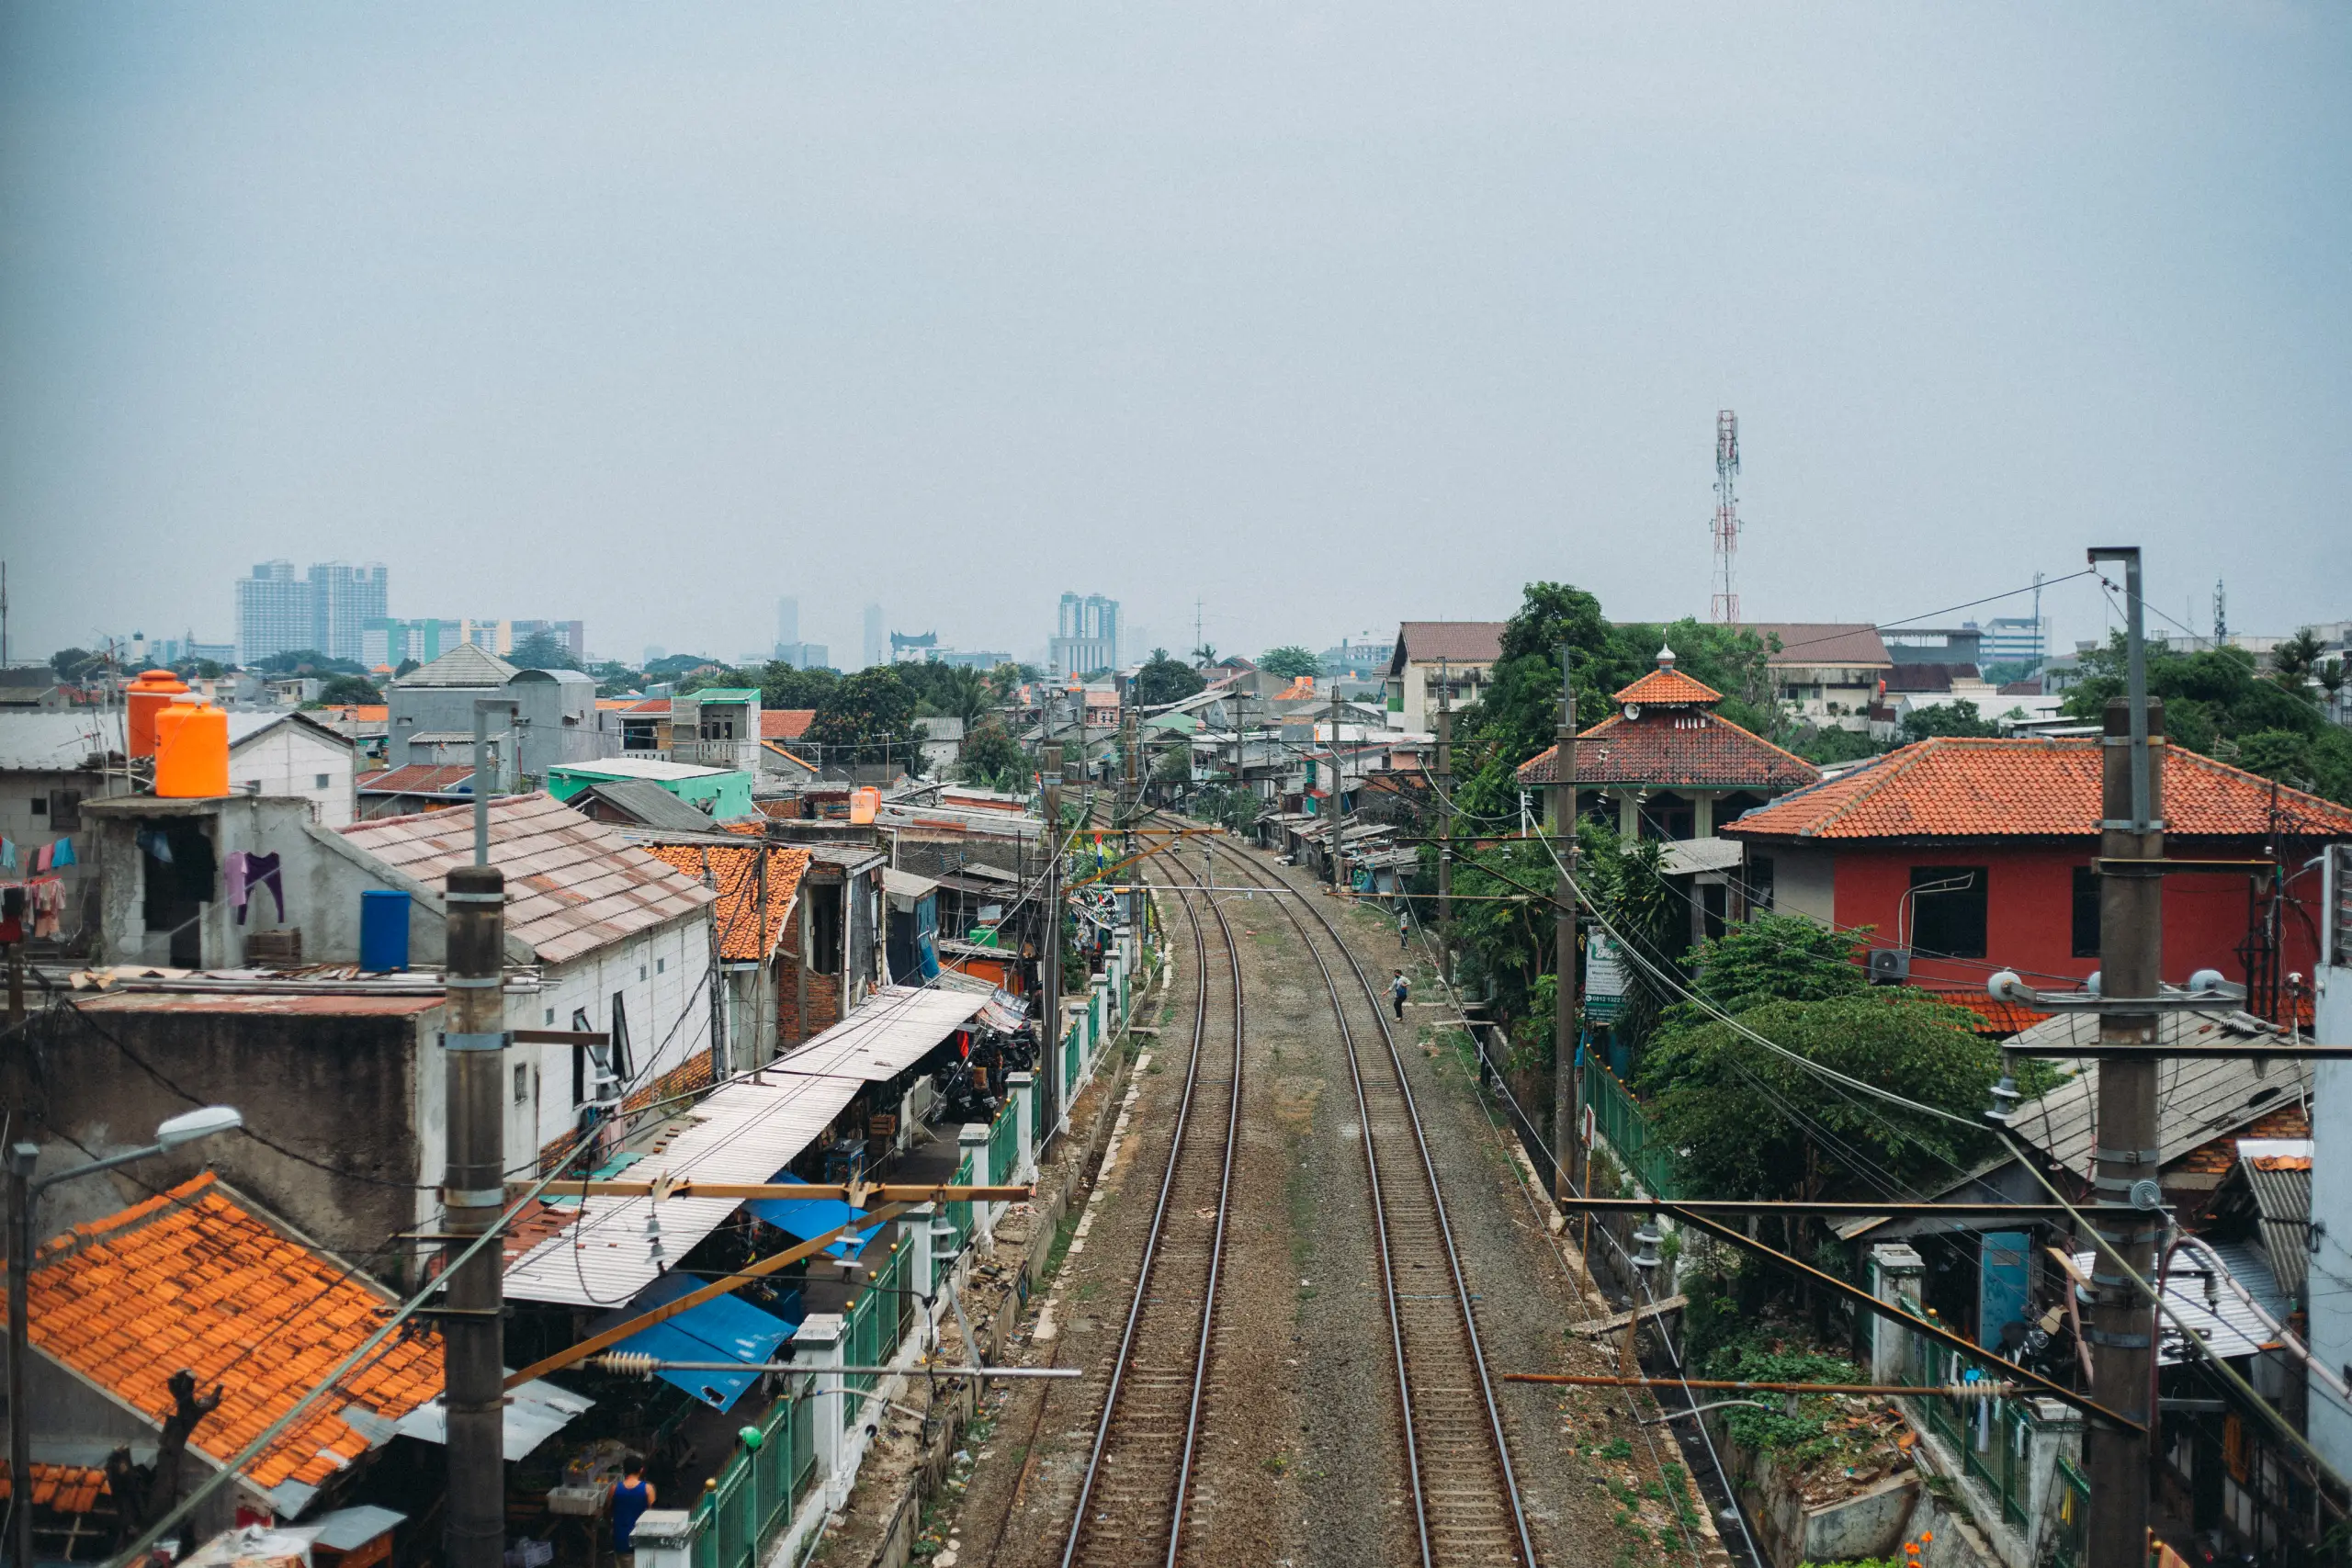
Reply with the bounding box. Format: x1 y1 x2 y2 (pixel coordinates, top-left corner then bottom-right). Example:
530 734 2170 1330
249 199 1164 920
508 1180 1035 1203
510 1030 609 1045
1569 1294 1689 1337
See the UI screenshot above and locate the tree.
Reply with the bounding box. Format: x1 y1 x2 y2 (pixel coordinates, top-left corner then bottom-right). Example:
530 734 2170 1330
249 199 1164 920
959 719 1030 791
318 673 382 706
812 666 921 766
1635 993 2008 1201
898 661 989 727
1899 699 2002 742
2273 627 2327 688
2063 631 2352 803
1448 582 1619 826
50 647 96 680
1134 649 1204 707
392 658 421 680
508 630 581 671
1258 644 1321 679
760 661 841 711
1676 915 1872 1020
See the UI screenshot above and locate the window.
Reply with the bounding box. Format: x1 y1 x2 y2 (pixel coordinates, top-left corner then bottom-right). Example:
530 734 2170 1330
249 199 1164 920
1745 856 1776 915
314 773 331 790
513 1062 530 1104
545 1008 556 1026
571 1007 594 1104
656 957 665 974
609 992 632 1082
1908 866 1988 959
28 797 45 816
1637 791 1695 841
48 790 82 830
2072 867 2102 958
808 885 844 975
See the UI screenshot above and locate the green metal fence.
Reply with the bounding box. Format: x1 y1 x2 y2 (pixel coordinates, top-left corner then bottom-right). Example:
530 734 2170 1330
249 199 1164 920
1895 1304 2041 1534
689 1382 812 1568
1580 1061 1681 1199
1063 1023 1081 1102
2050 1456 2088 1568
988 1100 1019 1189
938 1151 974 1291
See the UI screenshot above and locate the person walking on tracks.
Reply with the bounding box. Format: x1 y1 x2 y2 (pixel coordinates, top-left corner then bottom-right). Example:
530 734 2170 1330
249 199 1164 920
1397 908 1410 950
1390 968 1409 1021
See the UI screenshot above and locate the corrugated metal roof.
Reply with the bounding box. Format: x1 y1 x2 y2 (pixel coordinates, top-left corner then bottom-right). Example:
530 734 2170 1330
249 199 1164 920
342 792 714 965
582 779 719 832
2007 1011 2312 1178
0 711 315 773
74 991 447 1017
503 985 985 1306
2244 1156 2312 1304
552 757 735 783
2078 1241 2284 1364
1743 622 1894 668
1394 622 1508 666
390 645 520 687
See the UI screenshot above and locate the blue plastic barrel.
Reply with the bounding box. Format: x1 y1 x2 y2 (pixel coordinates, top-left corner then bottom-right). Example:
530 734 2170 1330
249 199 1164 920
361 888 412 972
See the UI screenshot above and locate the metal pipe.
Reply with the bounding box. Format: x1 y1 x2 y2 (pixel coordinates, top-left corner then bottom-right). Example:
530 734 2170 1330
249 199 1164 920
1503 1374 2019 1398
594 1355 1080 1379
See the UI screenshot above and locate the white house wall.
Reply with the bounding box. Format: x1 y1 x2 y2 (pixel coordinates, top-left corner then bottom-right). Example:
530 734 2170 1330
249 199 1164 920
229 722 357 828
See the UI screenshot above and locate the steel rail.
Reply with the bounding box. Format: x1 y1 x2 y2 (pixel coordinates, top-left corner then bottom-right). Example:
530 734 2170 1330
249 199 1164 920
1175 818 1537 1568
1060 850 1245 1568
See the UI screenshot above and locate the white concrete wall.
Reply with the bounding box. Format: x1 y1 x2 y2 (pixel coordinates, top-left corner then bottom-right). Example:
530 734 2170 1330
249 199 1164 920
230 720 356 827
1770 844 1838 925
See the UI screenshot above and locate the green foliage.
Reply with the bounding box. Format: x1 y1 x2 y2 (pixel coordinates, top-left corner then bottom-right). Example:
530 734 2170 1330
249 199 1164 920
2060 631 2352 802
1257 644 1321 679
759 661 841 712
507 630 581 671
1787 724 1886 765
1636 993 2008 1200
186 659 228 680
1135 649 1204 707
812 667 922 765
1576 826 1681 1055
897 660 989 726
1899 699 2002 741
1696 1337 1868 1458
1188 776 1261 834
959 720 1030 791
1980 659 2039 688
258 648 367 676
982 661 1039 702
646 652 725 677
1674 915 1871 1021
317 673 382 705
50 648 96 680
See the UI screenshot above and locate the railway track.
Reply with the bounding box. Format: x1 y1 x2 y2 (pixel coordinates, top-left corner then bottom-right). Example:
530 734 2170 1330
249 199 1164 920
1166 814 1538 1568
1058 859 1244 1568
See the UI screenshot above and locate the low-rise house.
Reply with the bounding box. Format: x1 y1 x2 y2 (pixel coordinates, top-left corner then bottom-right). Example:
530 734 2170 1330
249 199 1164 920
1516 648 1819 845
1385 621 1507 731
63 791 720 1262
1742 621 1894 732
355 761 476 819
916 716 966 774
569 775 726 830
1719 734 2352 1019
638 838 811 1064
387 646 613 778
546 756 755 820
0 667 97 711
671 685 763 771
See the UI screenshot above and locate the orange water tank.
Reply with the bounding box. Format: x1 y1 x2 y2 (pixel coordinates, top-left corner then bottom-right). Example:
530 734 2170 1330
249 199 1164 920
848 786 880 825
154 702 231 798
125 669 190 758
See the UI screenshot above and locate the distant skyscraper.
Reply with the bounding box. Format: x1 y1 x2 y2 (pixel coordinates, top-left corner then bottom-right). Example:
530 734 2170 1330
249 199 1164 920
776 597 800 651
1980 616 2051 667
307 561 389 662
1050 592 1121 676
236 561 311 665
863 604 886 669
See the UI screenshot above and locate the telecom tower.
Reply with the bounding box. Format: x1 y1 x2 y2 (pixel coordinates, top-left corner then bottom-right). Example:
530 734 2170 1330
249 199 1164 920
1710 409 1741 624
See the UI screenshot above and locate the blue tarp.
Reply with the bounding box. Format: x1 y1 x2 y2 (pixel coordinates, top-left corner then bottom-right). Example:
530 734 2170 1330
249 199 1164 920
603 1274 798 1413
746 1171 889 1259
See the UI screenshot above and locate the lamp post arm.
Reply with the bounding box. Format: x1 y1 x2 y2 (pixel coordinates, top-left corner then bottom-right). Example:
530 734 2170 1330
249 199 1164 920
29 1141 166 1195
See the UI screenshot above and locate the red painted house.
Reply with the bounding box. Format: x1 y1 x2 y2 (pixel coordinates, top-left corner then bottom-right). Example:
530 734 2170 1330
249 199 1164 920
1718 735 2352 1024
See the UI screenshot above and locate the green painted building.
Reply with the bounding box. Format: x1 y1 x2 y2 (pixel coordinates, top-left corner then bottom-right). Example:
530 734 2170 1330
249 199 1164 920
545 757 757 821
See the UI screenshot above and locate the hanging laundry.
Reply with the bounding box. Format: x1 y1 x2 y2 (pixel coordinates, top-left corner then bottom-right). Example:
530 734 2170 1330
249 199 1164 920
224 852 251 913
244 852 284 923
51 838 73 869
32 842 51 874
139 827 175 864
28 878 64 940
0 885 22 943
0 838 14 872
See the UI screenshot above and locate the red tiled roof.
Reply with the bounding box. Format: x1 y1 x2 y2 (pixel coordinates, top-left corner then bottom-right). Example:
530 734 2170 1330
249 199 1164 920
761 708 816 740
1612 662 1723 707
1517 709 1819 792
639 843 811 959
344 792 716 964
2254 1154 2313 1172
1742 623 1893 668
0 1463 109 1515
626 697 672 716
17 1175 441 1497
1395 622 1508 667
357 762 475 795
1720 736 2352 842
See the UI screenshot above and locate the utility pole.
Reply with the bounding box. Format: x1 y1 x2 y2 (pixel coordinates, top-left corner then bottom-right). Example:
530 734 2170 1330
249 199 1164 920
1552 646 1580 1206
2085 546 2161 1568
1327 665 1343 891
1040 743 1064 1132
443 705 511 1568
1122 704 1140 937
1436 660 1453 985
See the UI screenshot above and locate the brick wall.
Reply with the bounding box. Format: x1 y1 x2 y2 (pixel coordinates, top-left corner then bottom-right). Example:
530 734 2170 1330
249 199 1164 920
775 902 843 1046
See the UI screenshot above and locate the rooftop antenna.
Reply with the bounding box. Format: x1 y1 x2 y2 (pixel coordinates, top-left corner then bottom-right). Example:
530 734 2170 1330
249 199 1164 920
2212 578 2228 643
2030 570 2046 665
1710 410 1740 624
1 559 9 667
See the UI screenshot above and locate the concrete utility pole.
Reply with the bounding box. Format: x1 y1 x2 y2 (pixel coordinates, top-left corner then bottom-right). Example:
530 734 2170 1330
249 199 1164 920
1122 705 1140 936
1041 743 1064 1129
1552 645 1580 1205
442 860 508 1568
1327 669 1343 890
2085 547 2162 1568
1436 661 1453 985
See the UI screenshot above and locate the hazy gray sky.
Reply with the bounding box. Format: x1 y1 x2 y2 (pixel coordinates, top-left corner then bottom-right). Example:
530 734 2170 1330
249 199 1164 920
5 4 2346 667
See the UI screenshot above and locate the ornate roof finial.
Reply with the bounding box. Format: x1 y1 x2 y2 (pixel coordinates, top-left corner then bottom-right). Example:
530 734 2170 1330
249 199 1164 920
1657 643 1677 668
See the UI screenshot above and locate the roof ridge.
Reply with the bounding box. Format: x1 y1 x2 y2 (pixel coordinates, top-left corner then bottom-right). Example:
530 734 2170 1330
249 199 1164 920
31 1172 218 1269
1690 709 1821 772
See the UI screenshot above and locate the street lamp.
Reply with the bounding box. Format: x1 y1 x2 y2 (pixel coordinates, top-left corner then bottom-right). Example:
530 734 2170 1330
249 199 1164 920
9 1106 242 1568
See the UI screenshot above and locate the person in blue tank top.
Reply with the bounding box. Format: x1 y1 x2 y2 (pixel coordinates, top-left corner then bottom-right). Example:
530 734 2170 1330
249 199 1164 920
611 1458 655 1567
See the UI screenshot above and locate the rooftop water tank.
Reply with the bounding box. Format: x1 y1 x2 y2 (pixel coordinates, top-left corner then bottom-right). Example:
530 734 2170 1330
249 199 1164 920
153 701 230 798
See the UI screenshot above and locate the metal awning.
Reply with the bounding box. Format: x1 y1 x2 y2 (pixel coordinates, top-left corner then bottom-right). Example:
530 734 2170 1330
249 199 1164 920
504 987 986 1306
595 1275 799 1413
393 1378 594 1461
747 1173 888 1260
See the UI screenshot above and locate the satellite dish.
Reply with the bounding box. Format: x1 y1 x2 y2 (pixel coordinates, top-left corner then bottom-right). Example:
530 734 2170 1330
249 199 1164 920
1623 703 1643 722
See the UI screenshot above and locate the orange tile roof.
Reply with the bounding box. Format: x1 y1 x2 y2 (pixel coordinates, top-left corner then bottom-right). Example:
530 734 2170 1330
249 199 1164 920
626 697 673 716
1721 736 2352 841
638 843 810 959
761 708 816 741
2254 1154 2313 1172
17 1176 441 1499
1517 709 1818 792
1612 661 1723 707
0 1462 109 1515
1275 676 1317 701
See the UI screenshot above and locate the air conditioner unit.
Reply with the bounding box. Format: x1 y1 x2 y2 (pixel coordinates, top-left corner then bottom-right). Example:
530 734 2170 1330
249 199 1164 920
1867 947 1911 984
